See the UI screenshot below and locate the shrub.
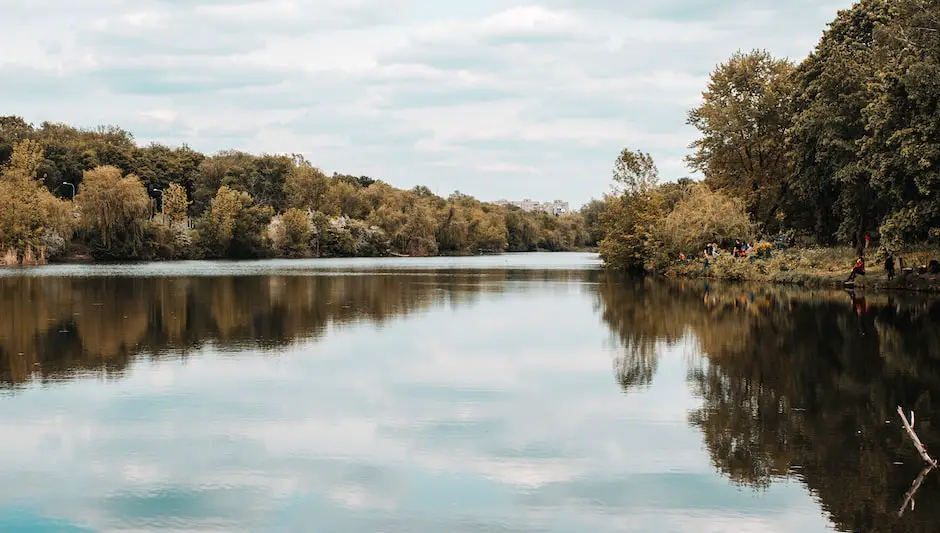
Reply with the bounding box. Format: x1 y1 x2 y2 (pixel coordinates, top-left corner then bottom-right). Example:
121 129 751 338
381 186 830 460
753 241 774 258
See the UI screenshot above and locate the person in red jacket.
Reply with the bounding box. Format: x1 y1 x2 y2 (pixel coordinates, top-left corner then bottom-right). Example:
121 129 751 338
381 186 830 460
846 256 866 282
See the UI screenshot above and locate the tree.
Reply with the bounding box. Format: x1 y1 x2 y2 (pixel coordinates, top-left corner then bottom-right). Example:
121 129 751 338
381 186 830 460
687 50 795 232
163 182 189 228
0 116 34 166
787 1 892 250
599 148 664 273
863 0 940 246
196 186 273 258
613 148 658 194
75 166 151 258
321 179 370 219
0 139 73 262
504 207 541 252
191 151 291 214
580 198 610 247
284 162 329 211
130 143 203 193
271 208 313 257
660 184 753 254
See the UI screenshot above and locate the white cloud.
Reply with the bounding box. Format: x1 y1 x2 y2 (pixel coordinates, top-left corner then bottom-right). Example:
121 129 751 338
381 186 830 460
139 108 179 123
0 0 853 207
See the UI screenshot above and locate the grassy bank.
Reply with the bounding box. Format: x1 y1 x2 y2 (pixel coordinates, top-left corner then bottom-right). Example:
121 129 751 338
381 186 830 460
662 246 940 292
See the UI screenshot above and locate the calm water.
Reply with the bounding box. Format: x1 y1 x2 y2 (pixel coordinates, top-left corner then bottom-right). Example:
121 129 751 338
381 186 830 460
2 252 939 532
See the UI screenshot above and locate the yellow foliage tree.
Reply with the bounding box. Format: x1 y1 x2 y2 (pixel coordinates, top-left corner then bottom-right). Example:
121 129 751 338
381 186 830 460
273 208 312 257
660 183 753 254
76 166 150 257
206 186 243 249
284 163 329 211
0 139 73 263
163 182 189 228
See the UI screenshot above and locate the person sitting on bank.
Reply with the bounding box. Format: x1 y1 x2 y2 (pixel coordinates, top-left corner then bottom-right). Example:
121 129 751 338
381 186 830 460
846 256 866 282
885 254 895 281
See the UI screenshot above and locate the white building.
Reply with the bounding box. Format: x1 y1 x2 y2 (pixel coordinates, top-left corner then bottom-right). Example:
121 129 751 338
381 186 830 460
492 198 569 216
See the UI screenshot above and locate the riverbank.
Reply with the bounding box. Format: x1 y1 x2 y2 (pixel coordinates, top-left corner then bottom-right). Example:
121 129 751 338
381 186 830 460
661 246 940 292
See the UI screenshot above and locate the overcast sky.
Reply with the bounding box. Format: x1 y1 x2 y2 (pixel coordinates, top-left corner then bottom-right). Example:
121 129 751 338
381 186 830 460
2 0 853 207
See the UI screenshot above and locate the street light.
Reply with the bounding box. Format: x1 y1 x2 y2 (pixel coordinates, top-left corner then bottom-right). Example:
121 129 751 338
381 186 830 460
62 182 75 199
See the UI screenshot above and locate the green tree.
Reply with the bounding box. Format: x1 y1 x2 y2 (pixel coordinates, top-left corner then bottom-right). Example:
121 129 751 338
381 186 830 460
687 50 795 232
130 143 203 193
580 198 610 247
599 148 664 273
787 1 892 250
863 0 940 247
504 207 541 252
191 151 291 214
613 148 658 195
196 186 273 258
0 116 34 166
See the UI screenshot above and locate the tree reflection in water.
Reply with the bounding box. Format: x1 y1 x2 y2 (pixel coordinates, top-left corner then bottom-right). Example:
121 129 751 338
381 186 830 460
0 269 596 388
6 270 940 531
597 278 940 533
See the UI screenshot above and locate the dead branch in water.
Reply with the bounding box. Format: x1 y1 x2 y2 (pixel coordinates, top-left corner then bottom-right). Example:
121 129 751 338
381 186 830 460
898 465 934 517
897 406 938 468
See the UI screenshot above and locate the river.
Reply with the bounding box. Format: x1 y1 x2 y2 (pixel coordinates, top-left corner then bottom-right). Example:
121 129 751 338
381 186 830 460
1 252 938 532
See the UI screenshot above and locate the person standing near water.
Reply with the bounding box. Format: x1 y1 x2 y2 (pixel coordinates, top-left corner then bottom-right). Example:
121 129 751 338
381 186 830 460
885 255 895 281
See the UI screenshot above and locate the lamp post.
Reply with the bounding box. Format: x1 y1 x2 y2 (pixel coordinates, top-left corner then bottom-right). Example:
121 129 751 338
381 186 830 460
63 182 75 199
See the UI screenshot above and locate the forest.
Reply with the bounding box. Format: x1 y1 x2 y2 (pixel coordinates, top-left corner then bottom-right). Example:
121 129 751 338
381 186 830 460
0 122 590 264
598 0 940 274
3 0 938 270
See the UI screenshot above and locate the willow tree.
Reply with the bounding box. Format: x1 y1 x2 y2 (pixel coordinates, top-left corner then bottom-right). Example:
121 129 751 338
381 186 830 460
75 165 150 258
660 184 753 254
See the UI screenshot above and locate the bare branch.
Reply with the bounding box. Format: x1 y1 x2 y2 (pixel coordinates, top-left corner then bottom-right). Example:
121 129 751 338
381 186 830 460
897 406 938 468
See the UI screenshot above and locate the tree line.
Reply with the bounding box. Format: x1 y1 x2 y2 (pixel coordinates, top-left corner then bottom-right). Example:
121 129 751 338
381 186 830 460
599 0 940 272
0 119 593 263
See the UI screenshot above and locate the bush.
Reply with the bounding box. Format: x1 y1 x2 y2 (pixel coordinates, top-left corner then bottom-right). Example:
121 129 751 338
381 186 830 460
753 241 774 258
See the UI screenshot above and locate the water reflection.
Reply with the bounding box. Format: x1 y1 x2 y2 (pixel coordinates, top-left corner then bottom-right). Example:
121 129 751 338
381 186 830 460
3 259 940 532
0 269 598 388
597 278 940 533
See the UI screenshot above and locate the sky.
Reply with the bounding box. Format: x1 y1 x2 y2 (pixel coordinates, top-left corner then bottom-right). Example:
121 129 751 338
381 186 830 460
0 0 854 208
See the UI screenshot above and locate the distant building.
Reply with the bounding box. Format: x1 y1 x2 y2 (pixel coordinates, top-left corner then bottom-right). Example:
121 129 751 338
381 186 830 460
492 198 569 216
